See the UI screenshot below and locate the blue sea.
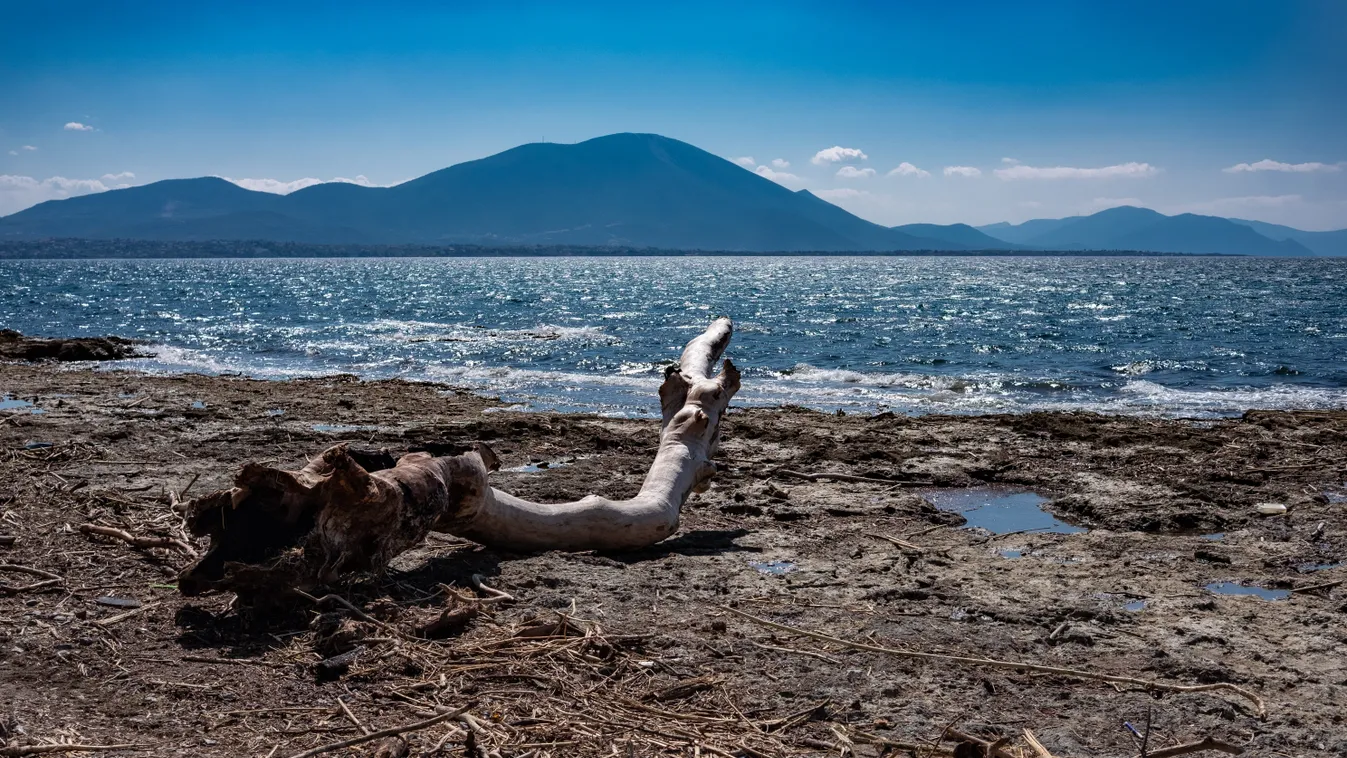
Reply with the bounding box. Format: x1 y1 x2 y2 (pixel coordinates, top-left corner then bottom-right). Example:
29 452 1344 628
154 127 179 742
2 257 1345 418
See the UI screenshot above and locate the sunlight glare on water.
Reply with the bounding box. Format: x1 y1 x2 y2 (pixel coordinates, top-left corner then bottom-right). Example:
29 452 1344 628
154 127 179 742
2 256 1345 418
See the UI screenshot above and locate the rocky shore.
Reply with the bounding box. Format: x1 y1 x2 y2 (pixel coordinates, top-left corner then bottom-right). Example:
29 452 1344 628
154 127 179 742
1 361 1344 756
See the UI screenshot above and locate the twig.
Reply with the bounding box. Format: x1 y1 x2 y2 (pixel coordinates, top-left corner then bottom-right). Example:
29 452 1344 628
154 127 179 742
78 524 196 555
1290 578 1343 594
286 702 476 758
748 640 842 664
904 524 947 540
95 601 161 627
1023 728 1056 758
0 745 149 757
1135 737 1244 758
471 574 515 603
0 563 64 594
865 533 923 552
718 605 1267 718
337 698 369 735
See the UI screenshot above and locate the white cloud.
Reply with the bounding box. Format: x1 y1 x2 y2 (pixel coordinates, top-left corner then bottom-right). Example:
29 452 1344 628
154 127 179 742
811 146 868 165
22 145 37 151
64 122 94 131
222 175 385 194
771 158 790 169
836 166 876 179
0 174 122 215
815 188 867 200
1001 157 1020 165
731 156 756 168
101 171 136 183
753 166 804 187
1222 159 1342 174
943 166 982 178
994 162 1157 180
887 162 930 178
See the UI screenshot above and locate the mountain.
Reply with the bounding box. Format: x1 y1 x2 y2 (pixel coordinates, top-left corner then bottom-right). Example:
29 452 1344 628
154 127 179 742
1227 218 1347 257
892 223 1018 249
978 206 1315 256
0 134 949 252
3 135 1335 255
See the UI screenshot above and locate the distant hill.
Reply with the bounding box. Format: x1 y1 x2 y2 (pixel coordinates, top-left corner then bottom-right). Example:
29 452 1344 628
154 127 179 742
1 134 1337 255
978 206 1316 256
892 223 1018 249
0 134 945 252
1227 218 1347 257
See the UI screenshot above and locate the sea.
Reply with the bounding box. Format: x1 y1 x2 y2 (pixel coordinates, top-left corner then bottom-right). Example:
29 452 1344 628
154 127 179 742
2 256 1345 419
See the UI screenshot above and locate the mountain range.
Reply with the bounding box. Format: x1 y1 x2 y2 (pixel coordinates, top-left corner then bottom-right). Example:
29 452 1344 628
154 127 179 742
1 133 1341 255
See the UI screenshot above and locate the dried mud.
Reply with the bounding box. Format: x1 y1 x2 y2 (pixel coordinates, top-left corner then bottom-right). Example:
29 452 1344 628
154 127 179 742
1 363 1345 757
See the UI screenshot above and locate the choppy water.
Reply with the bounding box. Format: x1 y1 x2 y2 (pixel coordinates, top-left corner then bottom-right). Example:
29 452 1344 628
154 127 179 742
2 256 1345 418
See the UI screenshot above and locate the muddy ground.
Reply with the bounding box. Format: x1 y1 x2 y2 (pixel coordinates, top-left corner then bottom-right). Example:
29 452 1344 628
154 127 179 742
1 362 1345 757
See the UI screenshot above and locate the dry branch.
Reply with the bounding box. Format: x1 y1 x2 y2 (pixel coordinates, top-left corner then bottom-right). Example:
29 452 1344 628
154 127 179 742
175 318 740 599
0 563 64 594
720 605 1267 718
78 524 195 555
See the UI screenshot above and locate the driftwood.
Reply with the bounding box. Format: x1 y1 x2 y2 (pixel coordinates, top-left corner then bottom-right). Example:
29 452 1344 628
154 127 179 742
177 318 739 599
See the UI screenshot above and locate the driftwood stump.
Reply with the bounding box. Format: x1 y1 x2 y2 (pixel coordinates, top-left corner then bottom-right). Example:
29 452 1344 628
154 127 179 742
177 318 739 599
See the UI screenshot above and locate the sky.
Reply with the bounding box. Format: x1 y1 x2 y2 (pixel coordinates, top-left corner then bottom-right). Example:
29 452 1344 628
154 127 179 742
2 1 1346 229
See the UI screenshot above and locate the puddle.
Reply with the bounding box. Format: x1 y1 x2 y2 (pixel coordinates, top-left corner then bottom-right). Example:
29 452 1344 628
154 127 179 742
502 458 584 474
266 409 285 417
922 487 1085 535
1 395 42 414
312 423 379 434
1094 592 1148 612
1204 582 1290 601
190 400 206 409
1297 561 1343 573
998 548 1026 559
1201 533 1226 541
748 560 797 576
1325 489 1347 504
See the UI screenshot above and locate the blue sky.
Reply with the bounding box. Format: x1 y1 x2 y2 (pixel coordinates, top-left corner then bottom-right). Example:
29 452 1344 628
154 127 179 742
2 1 1345 229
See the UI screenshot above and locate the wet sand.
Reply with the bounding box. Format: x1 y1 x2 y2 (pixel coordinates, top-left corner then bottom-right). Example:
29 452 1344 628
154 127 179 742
1 362 1345 756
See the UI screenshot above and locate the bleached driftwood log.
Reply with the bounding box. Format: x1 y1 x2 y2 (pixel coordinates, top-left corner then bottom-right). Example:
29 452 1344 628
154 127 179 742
177 318 739 598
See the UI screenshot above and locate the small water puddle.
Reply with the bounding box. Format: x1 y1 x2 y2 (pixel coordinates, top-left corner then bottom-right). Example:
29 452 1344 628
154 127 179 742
749 560 796 576
502 459 575 474
1 395 43 414
1201 532 1226 541
266 409 285 417
1297 561 1343 573
922 487 1085 535
1204 582 1290 601
1325 489 1347 504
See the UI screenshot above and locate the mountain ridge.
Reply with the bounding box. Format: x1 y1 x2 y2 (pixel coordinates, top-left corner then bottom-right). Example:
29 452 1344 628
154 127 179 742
0 133 1338 255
